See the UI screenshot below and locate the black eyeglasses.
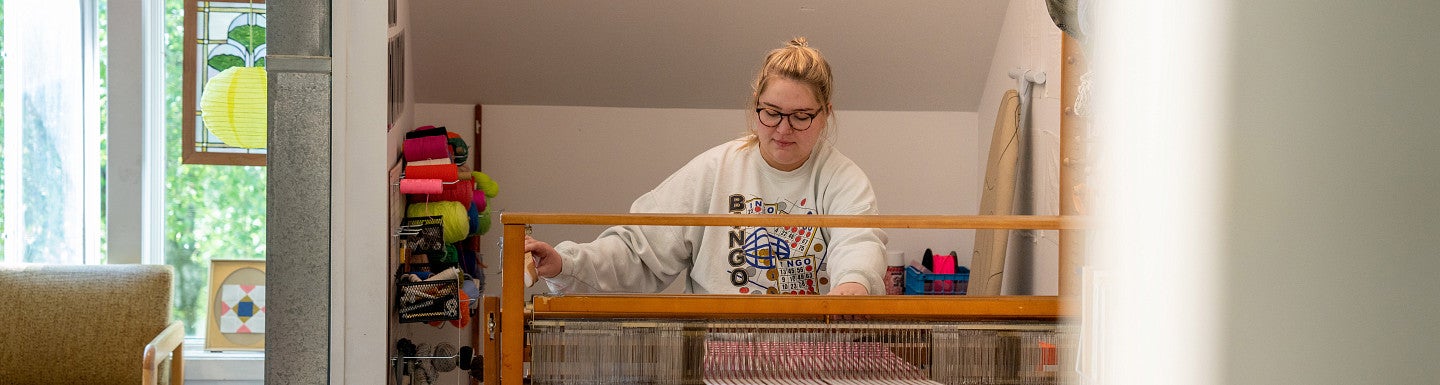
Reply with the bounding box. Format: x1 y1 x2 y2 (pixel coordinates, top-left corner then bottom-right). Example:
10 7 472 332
755 107 820 131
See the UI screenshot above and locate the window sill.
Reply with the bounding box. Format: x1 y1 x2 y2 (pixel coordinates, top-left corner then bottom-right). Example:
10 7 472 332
182 338 264 384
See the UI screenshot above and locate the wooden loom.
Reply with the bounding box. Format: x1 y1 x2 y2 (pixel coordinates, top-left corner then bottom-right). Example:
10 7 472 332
476 30 1091 385
479 214 1084 384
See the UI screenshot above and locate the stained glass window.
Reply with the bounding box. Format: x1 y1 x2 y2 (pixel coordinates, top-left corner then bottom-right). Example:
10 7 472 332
182 0 266 166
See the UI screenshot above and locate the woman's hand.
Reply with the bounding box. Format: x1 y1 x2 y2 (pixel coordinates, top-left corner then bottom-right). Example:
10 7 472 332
524 236 563 278
828 282 868 295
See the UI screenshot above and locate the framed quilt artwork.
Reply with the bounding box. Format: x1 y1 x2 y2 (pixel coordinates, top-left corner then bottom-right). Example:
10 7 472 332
206 259 267 351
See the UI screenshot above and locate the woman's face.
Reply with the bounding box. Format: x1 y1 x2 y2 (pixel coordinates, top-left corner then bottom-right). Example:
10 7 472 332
754 78 827 172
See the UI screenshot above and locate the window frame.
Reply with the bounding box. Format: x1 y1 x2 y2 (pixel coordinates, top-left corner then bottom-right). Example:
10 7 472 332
2 0 266 380
180 0 268 166
111 0 266 380
106 0 166 266
1 0 106 265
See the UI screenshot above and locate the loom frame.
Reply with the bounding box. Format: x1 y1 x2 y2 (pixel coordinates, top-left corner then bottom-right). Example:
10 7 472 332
491 213 1084 385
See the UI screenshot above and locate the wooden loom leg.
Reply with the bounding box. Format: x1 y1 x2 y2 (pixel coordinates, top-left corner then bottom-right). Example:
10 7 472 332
1059 33 1089 304
480 296 500 384
500 223 527 385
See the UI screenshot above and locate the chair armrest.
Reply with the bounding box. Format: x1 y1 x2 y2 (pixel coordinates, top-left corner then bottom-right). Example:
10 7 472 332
143 321 186 385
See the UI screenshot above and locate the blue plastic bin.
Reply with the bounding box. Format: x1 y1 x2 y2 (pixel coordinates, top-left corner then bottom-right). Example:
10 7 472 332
903 265 969 295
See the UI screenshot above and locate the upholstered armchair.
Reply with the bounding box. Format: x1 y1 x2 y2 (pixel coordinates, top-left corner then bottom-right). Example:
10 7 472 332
0 264 185 384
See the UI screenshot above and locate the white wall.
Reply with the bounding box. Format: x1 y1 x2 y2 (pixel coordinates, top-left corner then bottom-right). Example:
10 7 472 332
1091 1 1440 384
415 104 979 295
333 0 397 383
975 0 1064 295
1219 1 1440 383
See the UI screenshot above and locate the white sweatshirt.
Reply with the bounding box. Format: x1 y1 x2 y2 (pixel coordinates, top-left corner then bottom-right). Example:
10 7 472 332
544 138 888 295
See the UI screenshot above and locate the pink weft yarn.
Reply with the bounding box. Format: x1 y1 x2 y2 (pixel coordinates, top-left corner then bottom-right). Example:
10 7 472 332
403 135 451 162
399 179 444 194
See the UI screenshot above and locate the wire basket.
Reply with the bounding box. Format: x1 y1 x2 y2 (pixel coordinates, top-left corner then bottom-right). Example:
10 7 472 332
395 278 462 323
903 265 969 295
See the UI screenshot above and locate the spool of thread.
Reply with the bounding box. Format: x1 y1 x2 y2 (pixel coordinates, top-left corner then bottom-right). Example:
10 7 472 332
416 179 474 209
403 135 451 162
406 201 469 243
406 163 459 181
523 252 538 288
448 179 475 206
399 179 444 194
932 253 956 293
473 172 499 198
885 251 905 295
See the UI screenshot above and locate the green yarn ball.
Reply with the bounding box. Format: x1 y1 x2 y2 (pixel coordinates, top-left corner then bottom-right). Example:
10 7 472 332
407 201 470 244
473 171 499 198
442 244 459 263
448 137 470 164
476 209 493 236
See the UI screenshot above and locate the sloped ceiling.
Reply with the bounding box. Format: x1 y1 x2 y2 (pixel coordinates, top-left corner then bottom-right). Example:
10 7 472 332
408 1 1007 112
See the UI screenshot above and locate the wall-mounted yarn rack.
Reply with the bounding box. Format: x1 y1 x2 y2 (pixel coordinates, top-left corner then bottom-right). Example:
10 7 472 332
388 124 498 385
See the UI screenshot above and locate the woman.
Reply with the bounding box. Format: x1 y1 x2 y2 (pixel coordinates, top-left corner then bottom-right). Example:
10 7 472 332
526 37 886 295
